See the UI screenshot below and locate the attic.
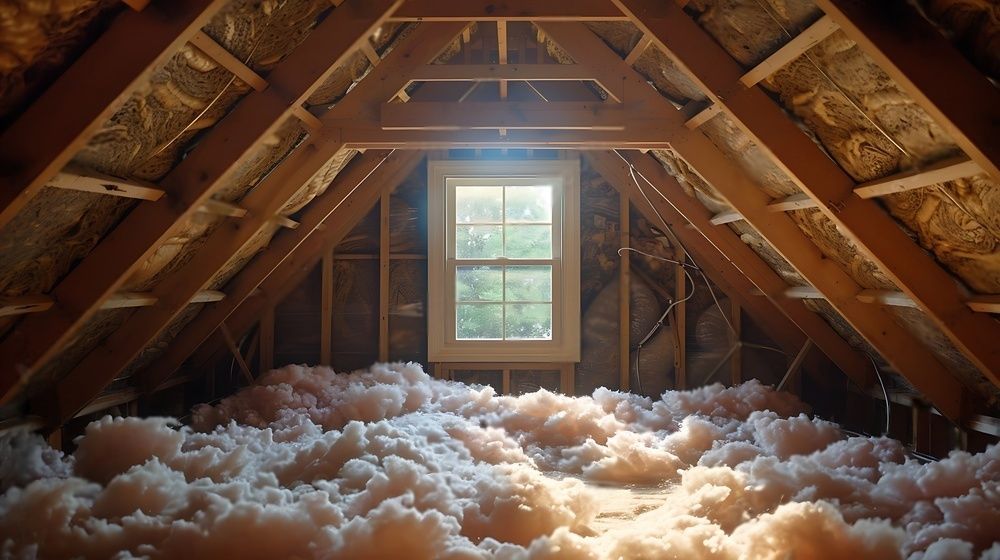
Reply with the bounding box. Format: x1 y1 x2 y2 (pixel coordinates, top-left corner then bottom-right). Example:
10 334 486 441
0 0 998 557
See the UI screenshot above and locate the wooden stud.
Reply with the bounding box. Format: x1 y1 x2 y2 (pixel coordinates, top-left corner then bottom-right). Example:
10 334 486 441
379 194 391 362
360 41 381 66
730 301 741 386
270 215 301 229
0 0 225 229
560 363 574 396
739 15 839 88
684 104 721 129
141 151 425 392
967 296 1000 314
674 254 687 389
47 165 165 201
813 0 1000 181
259 306 275 373
608 0 999 401
502 369 511 395
0 0 406 407
618 189 631 392
321 249 334 365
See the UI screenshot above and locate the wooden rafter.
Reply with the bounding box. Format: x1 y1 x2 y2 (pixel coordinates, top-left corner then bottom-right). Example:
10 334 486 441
610 0 1000 388
537 21 964 420
179 152 425 379
0 0 225 229
389 0 627 21
44 26 459 424
588 150 871 385
409 63 593 82
813 0 1000 181
0 0 405 406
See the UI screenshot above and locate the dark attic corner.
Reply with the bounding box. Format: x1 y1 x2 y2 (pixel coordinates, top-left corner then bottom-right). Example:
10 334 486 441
0 0 998 557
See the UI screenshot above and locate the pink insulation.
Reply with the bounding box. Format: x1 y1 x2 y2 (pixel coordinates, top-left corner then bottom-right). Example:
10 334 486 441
0 362 997 559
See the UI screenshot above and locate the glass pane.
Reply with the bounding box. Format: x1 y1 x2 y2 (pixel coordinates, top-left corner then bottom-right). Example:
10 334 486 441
505 304 552 340
456 186 502 223
505 186 551 223
505 225 551 258
457 304 503 339
456 266 502 302
505 266 552 302
456 225 503 258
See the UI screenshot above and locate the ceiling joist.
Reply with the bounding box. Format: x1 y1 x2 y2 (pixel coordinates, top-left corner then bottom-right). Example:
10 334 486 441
388 0 628 21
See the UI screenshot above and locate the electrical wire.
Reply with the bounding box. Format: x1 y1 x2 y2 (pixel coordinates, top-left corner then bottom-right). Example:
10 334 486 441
869 354 892 436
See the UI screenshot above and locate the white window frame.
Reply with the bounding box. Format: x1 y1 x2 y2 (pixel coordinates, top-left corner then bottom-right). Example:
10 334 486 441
428 159 580 363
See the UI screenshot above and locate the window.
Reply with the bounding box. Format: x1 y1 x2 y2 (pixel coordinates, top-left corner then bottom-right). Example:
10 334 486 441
428 160 580 362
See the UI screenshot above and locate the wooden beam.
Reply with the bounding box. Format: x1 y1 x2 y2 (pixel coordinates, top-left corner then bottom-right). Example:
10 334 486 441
140 151 425 393
0 296 54 318
321 249 333 365
619 189 631 391
47 165 165 201
497 21 509 101
813 0 1000 181
586 151 833 370
0 0 225 229
852 156 983 199
389 0 627 21
610 0 1000 395
379 194 390 362
189 31 268 91
0 0 405 406
624 35 653 66
380 101 630 130
967 296 1000 315
340 126 673 148
197 199 247 218
259 306 274 373
409 63 594 82
739 15 839 88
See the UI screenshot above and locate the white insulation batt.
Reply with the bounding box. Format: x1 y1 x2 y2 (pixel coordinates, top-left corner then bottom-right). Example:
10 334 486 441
1 362 998 559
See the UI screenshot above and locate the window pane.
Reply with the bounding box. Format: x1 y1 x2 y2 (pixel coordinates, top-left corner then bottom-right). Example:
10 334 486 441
505 266 552 302
456 266 502 302
505 186 551 223
505 225 551 258
456 225 503 258
457 304 503 339
456 186 502 223
505 304 552 340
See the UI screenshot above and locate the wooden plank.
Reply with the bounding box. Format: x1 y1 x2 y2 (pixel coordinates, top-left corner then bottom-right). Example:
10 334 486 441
674 254 687 389
502 369 511 394
379 194 390 361
0 0 405 407
47 165 165 201
560 363 574 396
189 31 268 91
321 249 333 365
259 306 274 373
619 189 631 392
585 151 823 372
710 210 743 225
739 15 839 87
219 323 254 385
389 0 627 21
767 193 816 212
409 64 593 82
730 301 741 386
852 156 983 199
0 0 225 229
967 296 1000 314
624 35 653 66
813 0 1000 181
380 101 629 130
197 199 247 218
0 296 54 318
610 0 999 400
340 126 674 149
685 104 721 129
140 151 424 393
